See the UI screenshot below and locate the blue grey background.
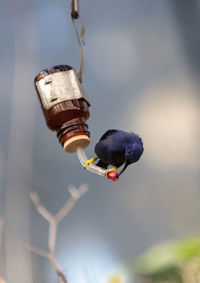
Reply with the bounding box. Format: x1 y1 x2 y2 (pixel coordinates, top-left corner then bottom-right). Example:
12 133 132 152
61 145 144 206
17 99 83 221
0 0 200 282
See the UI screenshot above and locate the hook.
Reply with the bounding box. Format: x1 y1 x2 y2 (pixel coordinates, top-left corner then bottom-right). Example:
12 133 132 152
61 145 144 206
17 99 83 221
71 0 79 19
70 0 85 83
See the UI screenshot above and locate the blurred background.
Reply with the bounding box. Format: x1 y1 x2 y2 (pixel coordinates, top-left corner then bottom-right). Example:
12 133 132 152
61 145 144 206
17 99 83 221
0 0 200 282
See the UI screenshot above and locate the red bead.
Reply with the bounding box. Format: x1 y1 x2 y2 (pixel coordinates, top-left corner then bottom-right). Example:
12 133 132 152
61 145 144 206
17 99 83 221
107 171 119 181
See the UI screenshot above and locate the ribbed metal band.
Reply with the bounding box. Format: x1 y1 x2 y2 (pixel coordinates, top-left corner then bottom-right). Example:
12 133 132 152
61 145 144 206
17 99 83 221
35 69 88 110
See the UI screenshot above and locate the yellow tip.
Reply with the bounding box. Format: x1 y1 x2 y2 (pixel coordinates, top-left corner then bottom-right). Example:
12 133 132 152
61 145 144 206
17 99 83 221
84 157 98 167
106 167 117 174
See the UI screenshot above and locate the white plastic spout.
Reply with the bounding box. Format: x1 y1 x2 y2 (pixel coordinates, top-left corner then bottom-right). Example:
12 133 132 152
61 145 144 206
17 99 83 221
76 147 106 176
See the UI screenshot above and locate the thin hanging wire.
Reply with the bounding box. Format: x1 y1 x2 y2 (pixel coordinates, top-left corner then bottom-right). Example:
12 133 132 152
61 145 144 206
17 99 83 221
70 1 108 177
70 0 85 83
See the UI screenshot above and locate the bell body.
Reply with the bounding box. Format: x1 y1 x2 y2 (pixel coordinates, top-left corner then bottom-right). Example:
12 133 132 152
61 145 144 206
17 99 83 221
34 65 90 152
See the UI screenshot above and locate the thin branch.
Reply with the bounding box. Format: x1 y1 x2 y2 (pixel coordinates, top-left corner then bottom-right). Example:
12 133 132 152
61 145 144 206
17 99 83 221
78 184 89 196
55 184 88 223
26 185 88 283
50 184 88 252
48 254 68 283
30 191 53 223
55 195 78 223
48 220 57 254
24 242 48 258
25 243 67 282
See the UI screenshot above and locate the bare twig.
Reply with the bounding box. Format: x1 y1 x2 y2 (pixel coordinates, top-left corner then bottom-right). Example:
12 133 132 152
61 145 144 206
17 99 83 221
48 219 57 254
24 242 48 258
26 184 88 283
25 242 67 283
48 254 68 283
55 184 88 222
30 192 53 223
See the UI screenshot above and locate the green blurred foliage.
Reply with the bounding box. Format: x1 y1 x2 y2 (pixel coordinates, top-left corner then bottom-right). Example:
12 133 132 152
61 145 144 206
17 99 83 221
135 235 200 282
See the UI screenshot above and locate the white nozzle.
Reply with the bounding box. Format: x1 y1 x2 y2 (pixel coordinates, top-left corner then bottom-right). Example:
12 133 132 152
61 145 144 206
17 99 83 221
76 148 106 176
